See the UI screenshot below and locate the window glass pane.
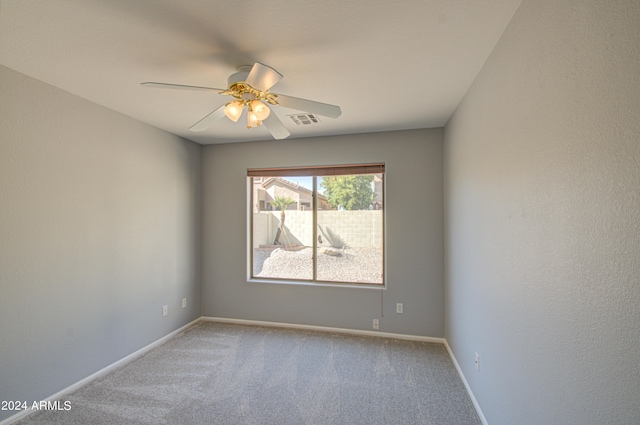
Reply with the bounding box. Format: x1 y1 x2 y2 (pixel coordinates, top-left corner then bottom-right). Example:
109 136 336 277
316 173 384 284
252 176 313 280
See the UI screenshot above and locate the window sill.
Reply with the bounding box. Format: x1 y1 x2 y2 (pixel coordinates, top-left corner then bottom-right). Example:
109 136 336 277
247 278 386 290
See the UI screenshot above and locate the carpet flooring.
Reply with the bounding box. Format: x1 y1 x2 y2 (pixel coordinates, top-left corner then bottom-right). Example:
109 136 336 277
17 322 481 425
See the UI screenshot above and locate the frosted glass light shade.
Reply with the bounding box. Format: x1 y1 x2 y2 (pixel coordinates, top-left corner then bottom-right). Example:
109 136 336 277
247 111 262 128
224 100 244 122
249 100 270 120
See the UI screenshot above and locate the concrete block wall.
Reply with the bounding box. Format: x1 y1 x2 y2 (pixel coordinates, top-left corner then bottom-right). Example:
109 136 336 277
253 210 383 248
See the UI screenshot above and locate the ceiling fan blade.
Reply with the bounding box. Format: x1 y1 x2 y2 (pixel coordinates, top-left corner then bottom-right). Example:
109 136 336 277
274 94 342 119
189 104 227 132
245 62 283 92
262 114 291 140
141 82 224 91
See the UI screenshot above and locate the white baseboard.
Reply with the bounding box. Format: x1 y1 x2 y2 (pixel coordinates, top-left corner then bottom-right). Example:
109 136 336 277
0 318 200 425
443 340 489 425
201 316 446 343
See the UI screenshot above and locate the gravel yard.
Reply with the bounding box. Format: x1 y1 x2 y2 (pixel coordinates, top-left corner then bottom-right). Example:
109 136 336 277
254 246 383 284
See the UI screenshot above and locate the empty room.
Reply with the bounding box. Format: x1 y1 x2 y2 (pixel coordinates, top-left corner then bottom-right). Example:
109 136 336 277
1 1 638 424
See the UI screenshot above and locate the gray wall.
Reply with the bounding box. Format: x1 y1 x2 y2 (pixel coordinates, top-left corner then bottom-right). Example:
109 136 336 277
202 129 444 337
444 1 640 424
0 65 202 421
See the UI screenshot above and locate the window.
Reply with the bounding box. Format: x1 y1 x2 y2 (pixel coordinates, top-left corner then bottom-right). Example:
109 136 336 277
250 164 384 285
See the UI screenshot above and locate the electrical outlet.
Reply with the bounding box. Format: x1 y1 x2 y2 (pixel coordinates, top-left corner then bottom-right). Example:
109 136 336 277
182 298 187 308
396 303 404 314
372 319 380 330
475 353 480 372
162 305 168 317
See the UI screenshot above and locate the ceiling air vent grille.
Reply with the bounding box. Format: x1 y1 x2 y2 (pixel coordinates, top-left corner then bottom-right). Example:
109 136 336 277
288 114 321 126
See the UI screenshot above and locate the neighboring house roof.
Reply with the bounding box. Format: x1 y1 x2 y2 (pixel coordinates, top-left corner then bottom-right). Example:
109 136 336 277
261 177 328 202
261 177 312 194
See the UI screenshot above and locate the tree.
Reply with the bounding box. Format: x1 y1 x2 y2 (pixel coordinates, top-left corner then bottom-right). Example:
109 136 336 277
270 196 295 244
320 175 375 210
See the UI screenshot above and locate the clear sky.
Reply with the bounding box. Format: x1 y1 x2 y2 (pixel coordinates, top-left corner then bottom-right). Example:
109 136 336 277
289 176 325 194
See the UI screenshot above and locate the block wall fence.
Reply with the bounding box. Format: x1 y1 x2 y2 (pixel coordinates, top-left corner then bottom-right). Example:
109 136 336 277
253 210 383 248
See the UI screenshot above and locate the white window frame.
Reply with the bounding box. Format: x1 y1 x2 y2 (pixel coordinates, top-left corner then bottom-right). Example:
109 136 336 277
247 163 385 287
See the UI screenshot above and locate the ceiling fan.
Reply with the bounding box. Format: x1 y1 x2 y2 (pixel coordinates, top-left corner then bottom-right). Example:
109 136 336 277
141 62 341 140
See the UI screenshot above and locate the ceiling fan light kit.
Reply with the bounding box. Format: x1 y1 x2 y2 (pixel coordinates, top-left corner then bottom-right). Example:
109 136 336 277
142 62 341 140
223 99 271 128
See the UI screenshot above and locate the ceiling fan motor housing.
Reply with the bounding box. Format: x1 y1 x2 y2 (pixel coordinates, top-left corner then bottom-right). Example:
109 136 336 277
227 65 252 87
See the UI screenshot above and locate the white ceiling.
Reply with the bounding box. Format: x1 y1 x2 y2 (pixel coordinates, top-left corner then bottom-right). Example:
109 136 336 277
0 0 522 145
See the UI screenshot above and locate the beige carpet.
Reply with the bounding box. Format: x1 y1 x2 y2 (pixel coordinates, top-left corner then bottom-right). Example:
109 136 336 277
17 322 481 424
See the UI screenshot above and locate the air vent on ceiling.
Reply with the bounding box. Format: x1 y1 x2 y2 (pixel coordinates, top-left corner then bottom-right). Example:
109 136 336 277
288 114 321 126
